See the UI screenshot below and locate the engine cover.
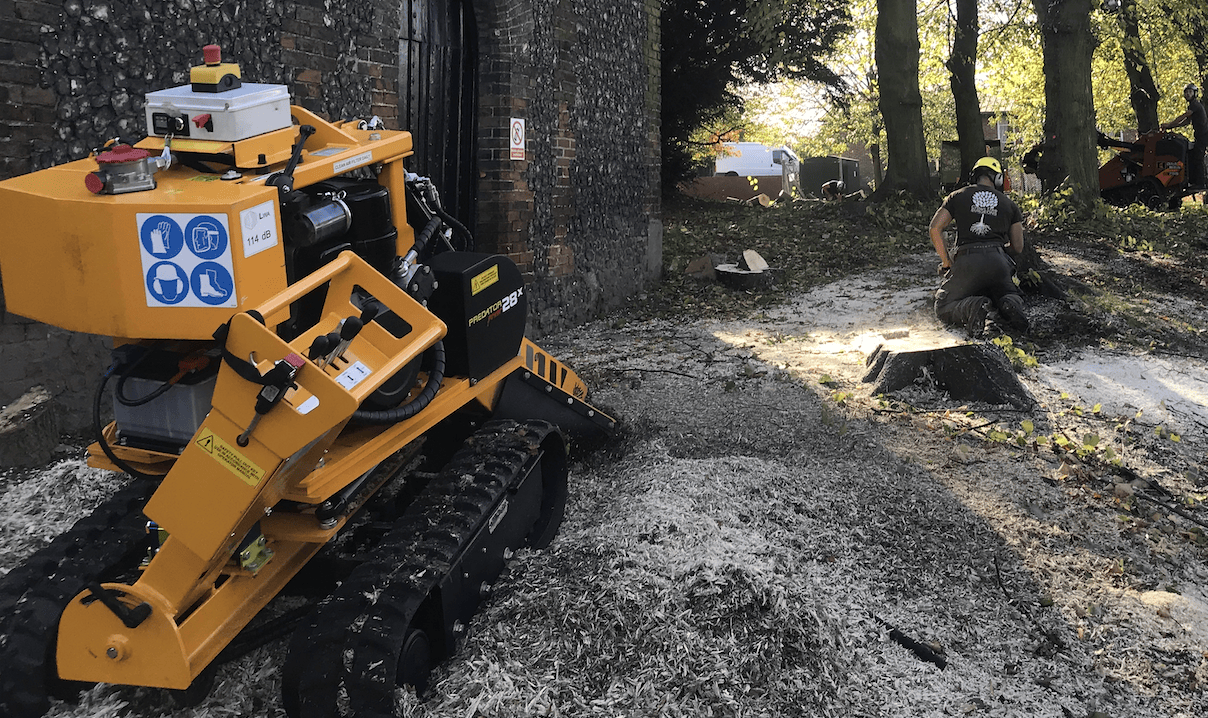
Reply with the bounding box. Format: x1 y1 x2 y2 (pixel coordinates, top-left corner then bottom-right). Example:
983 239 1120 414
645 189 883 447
426 253 526 381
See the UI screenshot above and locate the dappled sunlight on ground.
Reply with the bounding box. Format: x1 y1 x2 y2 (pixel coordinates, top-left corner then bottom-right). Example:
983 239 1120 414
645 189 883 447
1036 353 1208 441
711 254 965 385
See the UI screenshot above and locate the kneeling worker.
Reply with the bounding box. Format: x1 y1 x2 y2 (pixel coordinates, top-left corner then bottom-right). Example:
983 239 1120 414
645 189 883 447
928 156 1029 338
821 179 845 201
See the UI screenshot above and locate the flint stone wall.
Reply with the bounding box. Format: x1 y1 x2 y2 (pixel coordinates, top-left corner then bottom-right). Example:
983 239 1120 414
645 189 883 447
0 0 661 430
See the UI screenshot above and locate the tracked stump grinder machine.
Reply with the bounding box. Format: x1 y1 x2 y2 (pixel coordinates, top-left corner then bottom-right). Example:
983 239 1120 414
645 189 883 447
0 46 614 717
1097 129 1195 209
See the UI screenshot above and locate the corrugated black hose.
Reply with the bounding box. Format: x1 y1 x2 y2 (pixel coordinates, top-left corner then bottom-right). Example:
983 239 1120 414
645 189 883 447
351 341 445 425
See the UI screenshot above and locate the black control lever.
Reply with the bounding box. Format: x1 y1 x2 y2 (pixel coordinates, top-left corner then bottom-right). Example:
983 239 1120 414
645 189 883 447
267 124 316 197
307 333 334 362
320 316 364 368
86 583 152 629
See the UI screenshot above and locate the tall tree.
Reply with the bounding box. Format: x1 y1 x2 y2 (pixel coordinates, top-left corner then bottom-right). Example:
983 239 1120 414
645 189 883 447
873 0 932 198
947 0 985 179
1032 0 1099 204
1114 0 1162 131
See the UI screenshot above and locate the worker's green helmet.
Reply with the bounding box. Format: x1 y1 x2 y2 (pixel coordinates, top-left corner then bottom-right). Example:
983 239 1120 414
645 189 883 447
970 156 1004 189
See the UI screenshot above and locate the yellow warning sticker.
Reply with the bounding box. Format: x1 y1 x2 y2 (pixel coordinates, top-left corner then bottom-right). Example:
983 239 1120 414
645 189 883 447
195 429 265 487
470 265 499 296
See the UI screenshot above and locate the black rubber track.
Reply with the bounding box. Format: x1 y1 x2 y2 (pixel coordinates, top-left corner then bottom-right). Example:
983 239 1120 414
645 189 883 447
281 419 560 718
0 479 155 718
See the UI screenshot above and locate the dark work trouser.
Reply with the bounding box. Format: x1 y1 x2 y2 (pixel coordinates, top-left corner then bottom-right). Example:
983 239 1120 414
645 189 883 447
1191 142 1206 193
935 245 1025 328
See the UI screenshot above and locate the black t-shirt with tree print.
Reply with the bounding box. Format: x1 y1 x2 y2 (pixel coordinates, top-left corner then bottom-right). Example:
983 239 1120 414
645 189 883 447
940 184 1023 247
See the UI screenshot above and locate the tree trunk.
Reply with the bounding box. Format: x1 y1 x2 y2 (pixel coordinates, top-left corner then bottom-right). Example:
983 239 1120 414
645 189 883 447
873 0 932 199
947 0 984 180
870 142 884 187
1015 238 1067 300
1032 0 1100 206
1118 0 1161 132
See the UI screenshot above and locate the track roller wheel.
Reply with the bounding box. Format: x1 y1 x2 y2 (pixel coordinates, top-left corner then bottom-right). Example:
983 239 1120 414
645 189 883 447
396 628 433 694
1136 179 1166 210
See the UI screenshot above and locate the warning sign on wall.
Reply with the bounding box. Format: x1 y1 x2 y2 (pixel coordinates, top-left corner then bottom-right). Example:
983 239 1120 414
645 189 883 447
510 118 525 160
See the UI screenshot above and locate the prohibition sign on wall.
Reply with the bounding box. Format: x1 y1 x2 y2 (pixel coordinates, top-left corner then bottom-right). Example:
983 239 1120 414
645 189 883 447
510 118 525 160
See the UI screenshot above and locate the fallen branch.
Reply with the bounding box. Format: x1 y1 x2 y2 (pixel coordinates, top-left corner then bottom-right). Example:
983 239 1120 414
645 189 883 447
613 367 701 380
1130 492 1208 533
872 614 947 669
991 555 1066 656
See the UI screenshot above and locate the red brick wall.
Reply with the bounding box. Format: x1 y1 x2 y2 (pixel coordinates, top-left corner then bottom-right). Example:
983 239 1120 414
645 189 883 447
472 0 662 333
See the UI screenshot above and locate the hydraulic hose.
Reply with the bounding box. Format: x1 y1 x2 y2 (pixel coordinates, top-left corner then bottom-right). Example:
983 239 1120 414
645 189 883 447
432 205 474 252
352 341 445 425
113 346 173 407
405 173 474 252
413 215 443 256
94 362 166 481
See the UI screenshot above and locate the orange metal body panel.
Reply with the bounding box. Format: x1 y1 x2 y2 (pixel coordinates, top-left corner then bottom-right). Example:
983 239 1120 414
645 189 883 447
0 114 413 340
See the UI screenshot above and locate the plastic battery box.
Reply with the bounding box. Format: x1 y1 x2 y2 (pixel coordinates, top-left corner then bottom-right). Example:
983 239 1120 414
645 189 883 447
112 347 219 452
144 83 292 142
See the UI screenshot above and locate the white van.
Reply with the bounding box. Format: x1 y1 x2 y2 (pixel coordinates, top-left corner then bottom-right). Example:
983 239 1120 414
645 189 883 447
715 142 779 176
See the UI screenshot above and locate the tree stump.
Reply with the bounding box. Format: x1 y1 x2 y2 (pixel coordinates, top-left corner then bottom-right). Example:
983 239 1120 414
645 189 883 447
0 386 61 468
862 344 1036 409
716 249 777 289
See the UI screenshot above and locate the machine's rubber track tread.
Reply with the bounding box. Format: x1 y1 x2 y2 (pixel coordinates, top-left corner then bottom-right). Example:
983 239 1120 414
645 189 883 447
0 480 154 718
281 419 556 718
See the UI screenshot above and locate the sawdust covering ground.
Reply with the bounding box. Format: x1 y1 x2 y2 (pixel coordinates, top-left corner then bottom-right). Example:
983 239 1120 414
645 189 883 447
3 252 1207 717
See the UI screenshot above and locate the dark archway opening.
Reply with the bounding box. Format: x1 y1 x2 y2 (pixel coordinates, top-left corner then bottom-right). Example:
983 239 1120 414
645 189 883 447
400 0 479 229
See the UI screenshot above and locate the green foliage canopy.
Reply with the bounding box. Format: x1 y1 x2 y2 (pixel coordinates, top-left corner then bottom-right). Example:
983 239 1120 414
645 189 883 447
671 0 1208 193
660 0 851 186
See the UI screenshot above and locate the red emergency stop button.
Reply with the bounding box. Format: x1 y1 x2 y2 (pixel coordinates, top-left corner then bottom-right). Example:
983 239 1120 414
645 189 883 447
84 172 105 194
95 145 150 164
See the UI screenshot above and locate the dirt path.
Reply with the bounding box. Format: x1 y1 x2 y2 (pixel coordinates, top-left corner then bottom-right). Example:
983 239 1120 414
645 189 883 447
523 250 1208 717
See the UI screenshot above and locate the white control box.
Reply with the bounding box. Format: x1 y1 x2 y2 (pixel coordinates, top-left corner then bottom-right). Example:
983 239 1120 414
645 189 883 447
145 83 292 142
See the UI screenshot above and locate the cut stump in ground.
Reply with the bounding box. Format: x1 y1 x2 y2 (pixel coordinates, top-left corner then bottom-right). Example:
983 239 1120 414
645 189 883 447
0 386 60 468
862 343 1035 409
717 249 777 289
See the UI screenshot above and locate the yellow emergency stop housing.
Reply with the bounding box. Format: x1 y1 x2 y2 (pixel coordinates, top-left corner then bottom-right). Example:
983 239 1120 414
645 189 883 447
190 44 242 93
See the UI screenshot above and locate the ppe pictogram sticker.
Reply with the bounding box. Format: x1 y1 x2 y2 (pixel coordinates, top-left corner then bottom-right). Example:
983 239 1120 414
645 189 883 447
140 215 184 259
190 262 234 305
138 213 237 308
146 261 189 305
